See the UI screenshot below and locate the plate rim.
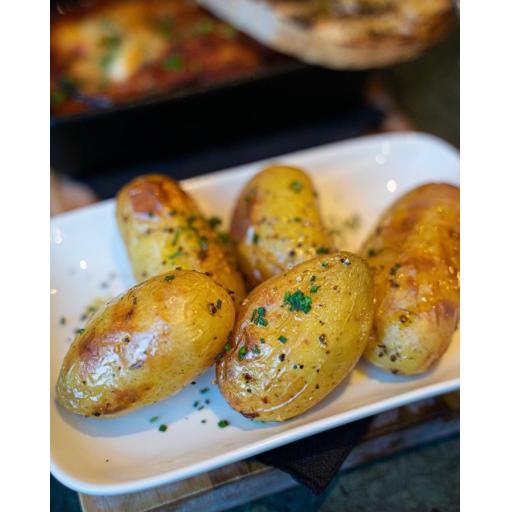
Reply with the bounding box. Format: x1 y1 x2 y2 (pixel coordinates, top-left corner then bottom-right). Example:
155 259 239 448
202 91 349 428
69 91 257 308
50 131 460 495
52 377 459 495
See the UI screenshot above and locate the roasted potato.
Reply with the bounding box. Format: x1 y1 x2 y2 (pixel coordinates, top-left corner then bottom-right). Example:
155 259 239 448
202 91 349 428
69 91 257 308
56 270 235 417
217 252 374 421
230 165 334 288
116 174 246 305
361 183 460 375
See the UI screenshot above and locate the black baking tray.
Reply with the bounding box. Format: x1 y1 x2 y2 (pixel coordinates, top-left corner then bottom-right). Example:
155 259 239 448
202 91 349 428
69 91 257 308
51 60 367 177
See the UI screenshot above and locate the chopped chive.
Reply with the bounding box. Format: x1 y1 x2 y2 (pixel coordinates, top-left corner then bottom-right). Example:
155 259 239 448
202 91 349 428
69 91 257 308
251 307 268 326
218 420 229 428
278 335 287 344
158 424 168 432
289 180 303 192
283 290 312 313
208 216 222 229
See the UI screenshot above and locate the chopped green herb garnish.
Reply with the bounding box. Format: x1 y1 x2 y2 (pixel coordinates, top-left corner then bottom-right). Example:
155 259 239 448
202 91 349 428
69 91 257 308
164 274 175 282
169 250 184 260
316 247 329 255
158 424 168 432
252 233 260 245
260 338 266 344
200 387 209 394
310 275 316 282
278 335 287 344
283 290 312 313
171 227 181 245
310 285 320 293
224 342 231 352
290 180 303 192
238 346 248 359
195 18 215 35
155 14 173 36
193 401 199 407
51 90 65 107
216 299 222 310
252 345 261 354
389 263 401 276
162 55 183 71
218 420 229 428
150 416 159 423
220 24 238 39
251 307 268 326
217 231 230 244
208 216 222 229
321 262 329 268
75 328 85 335
367 248 378 257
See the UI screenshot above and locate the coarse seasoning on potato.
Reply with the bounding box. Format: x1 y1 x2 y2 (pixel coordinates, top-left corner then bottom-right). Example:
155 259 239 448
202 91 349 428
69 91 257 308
216 252 374 421
230 165 334 288
361 183 460 375
56 270 236 417
116 174 246 305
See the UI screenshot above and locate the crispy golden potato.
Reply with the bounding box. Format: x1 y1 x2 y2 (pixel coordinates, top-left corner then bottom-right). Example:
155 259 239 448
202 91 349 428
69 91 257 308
56 270 235 417
361 183 460 375
217 252 374 421
116 174 246 305
230 165 334 288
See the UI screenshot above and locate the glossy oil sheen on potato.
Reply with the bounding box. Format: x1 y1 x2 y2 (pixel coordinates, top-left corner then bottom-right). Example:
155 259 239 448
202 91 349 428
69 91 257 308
361 183 460 375
56 270 235 417
230 165 334 288
116 174 246 305
217 252 374 421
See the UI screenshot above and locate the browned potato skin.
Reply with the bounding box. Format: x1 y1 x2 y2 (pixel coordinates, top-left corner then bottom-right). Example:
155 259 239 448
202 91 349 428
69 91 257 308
230 165 334 288
56 270 235 417
361 183 460 375
116 174 246 305
217 252 374 422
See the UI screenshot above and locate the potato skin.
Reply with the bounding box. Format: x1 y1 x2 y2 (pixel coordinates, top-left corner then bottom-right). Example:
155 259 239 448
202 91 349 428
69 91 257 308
361 183 460 375
116 174 246 305
217 252 374 422
56 270 235 417
230 165 334 288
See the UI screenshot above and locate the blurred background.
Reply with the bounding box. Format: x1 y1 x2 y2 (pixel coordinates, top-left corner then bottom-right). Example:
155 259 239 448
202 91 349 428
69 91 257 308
51 1 459 510
51 0 459 214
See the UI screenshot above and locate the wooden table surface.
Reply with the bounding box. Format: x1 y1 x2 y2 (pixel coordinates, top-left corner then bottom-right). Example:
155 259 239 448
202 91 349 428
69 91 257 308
79 391 459 512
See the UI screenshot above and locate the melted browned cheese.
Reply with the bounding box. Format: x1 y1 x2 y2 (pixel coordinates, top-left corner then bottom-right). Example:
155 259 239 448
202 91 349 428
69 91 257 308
51 0 283 115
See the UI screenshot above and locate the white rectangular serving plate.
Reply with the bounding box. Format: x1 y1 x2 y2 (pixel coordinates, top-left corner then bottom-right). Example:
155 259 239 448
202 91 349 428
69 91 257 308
51 132 460 496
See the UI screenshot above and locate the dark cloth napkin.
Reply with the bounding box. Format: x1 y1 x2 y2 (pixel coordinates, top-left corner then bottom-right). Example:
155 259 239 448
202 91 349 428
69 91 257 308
256 417 372 495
